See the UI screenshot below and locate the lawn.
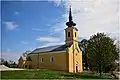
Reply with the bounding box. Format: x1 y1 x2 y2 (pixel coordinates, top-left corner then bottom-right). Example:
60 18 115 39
1 69 115 79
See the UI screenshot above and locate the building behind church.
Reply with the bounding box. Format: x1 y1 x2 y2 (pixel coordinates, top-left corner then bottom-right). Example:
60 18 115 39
18 7 83 73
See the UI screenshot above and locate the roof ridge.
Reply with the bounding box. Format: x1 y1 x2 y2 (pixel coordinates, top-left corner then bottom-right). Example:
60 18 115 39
29 44 67 54
37 44 63 49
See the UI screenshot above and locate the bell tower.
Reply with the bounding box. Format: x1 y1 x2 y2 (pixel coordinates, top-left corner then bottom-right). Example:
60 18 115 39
65 7 78 46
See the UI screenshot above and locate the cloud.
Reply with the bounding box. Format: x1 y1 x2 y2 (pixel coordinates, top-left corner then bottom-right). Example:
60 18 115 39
3 21 18 30
48 0 119 40
107 32 120 40
48 0 64 6
14 11 19 15
32 28 45 31
36 36 60 42
21 41 28 44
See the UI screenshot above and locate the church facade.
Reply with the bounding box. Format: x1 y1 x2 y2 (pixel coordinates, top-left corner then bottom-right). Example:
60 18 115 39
18 7 83 73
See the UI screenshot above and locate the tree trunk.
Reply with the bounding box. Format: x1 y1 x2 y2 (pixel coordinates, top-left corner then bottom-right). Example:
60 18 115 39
99 68 102 77
86 52 89 71
99 61 102 77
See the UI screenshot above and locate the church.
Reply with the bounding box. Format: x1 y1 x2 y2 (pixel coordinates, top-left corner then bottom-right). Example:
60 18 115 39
18 7 83 73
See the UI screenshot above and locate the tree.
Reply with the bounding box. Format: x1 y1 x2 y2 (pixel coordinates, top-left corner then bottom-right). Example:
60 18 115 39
9 60 14 64
13 62 16 65
80 39 89 71
0 58 5 64
4 61 9 67
86 33 119 76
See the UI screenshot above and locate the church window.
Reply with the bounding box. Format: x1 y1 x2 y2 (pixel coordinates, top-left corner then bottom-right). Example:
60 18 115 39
68 32 70 37
50 57 54 63
41 58 43 63
75 32 76 37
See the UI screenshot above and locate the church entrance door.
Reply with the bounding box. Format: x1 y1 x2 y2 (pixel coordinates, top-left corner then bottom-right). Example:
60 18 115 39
76 64 78 72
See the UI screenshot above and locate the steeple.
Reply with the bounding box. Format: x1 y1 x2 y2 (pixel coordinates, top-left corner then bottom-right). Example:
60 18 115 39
66 6 76 27
69 6 72 22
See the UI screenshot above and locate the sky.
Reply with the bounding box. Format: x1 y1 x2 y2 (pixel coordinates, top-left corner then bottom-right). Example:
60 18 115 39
1 0 120 62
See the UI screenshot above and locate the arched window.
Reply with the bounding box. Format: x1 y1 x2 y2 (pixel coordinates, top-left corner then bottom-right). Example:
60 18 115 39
50 57 54 63
40 58 43 63
75 32 76 37
68 32 70 37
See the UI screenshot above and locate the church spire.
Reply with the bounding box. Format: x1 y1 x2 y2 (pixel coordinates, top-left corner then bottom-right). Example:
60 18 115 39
69 6 72 22
66 6 76 27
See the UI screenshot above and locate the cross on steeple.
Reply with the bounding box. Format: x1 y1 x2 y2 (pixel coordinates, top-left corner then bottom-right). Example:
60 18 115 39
66 6 76 27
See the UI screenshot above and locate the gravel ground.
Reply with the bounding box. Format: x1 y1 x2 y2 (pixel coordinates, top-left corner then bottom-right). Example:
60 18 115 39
0 65 24 71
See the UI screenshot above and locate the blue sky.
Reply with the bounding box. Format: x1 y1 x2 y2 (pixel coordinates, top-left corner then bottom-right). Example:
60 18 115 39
1 0 119 62
1 1 67 61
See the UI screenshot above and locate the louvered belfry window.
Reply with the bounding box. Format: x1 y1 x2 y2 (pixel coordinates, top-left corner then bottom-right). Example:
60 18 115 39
68 32 70 37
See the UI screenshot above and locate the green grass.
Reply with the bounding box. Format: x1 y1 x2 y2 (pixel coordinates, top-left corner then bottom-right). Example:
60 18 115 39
1 69 115 79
